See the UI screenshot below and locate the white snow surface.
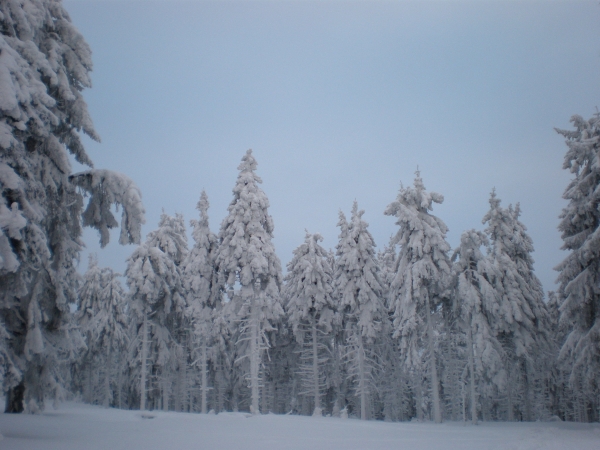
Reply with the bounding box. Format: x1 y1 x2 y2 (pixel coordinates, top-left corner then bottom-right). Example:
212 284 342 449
0 402 599 450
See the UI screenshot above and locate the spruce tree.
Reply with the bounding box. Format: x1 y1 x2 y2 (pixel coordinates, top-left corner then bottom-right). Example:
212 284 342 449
215 149 284 414
184 191 220 413
334 202 385 420
482 190 550 421
284 231 335 416
126 213 187 411
451 229 505 424
554 113 600 422
75 256 127 407
0 0 144 413
384 171 451 423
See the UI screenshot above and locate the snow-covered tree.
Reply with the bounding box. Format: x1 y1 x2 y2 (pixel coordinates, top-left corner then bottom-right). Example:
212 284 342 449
126 213 187 411
482 190 550 421
554 113 600 422
284 231 335 416
384 171 451 423
215 149 284 414
0 0 144 413
184 191 220 413
334 202 385 420
451 229 505 424
75 255 128 407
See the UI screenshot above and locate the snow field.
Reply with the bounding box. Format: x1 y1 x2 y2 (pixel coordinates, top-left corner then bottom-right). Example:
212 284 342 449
1 402 599 450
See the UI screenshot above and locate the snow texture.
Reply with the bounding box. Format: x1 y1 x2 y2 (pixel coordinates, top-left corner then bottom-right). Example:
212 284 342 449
0 401 599 450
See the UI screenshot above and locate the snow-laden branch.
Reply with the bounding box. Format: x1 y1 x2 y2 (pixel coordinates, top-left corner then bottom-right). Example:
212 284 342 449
69 169 145 247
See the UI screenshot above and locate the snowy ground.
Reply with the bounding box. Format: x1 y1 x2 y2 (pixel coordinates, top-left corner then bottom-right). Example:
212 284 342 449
1 402 599 450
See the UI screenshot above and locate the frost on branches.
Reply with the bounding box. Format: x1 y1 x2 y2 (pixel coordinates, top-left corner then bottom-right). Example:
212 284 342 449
75 255 127 408
334 202 385 420
285 231 335 417
482 190 550 421
451 229 505 424
384 171 451 423
184 191 220 414
215 149 284 415
126 213 187 411
0 0 144 413
555 113 600 422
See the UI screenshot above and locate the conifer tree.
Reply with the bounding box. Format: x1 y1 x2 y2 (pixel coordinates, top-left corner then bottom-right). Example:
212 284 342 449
334 202 385 420
482 191 550 421
75 255 128 407
126 213 187 411
554 113 600 422
184 191 220 413
0 0 144 413
285 231 335 416
384 171 451 423
451 230 505 424
215 149 284 414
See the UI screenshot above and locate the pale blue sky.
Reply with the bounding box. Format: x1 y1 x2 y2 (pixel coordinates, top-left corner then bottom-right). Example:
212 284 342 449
65 0 600 294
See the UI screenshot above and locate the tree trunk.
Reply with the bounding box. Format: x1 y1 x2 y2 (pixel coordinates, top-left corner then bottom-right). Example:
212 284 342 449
466 318 477 425
358 332 367 420
104 344 111 408
523 359 532 421
140 314 148 411
425 297 442 423
175 345 186 412
312 316 321 416
250 296 260 414
4 382 25 413
414 372 424 421
507 367 514 421
162 371 170 412
201 338 208 414
85 363 92 404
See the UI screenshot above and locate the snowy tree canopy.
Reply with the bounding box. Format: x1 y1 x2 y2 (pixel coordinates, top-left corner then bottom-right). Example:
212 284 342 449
215 149 284 414
215 149 283 319
126 212 187 319
384 172 451 354
0 0 144 412
384 171 451 423
285 231 335 338
554 113 600 402
451 230 505 413
482 190 549 361
335 202 385 341
284 231 335 416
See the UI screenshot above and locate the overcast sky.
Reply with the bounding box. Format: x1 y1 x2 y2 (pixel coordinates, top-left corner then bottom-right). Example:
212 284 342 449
65 0 600 294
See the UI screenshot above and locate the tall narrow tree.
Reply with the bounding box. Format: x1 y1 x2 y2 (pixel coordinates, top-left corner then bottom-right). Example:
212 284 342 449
385 171 451 423
184 191 220 413
215 149 284 414
285 232 335 416
334 202 385 420
554 113 600 422
482 191 550 421
126 213 187 411
451 230 505 424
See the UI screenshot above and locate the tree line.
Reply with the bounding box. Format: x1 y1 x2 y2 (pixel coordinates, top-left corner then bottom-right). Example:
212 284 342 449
72 141 598 423
0 0 598 423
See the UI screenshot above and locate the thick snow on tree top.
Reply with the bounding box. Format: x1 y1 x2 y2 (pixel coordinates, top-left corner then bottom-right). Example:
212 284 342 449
126 213 187 317
184 190 219 338
285 231 335 338
482 191 549 359
554 113 600 389
452 229 505 386
335 202 385 341
216 149 282 302
384 172 451 342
